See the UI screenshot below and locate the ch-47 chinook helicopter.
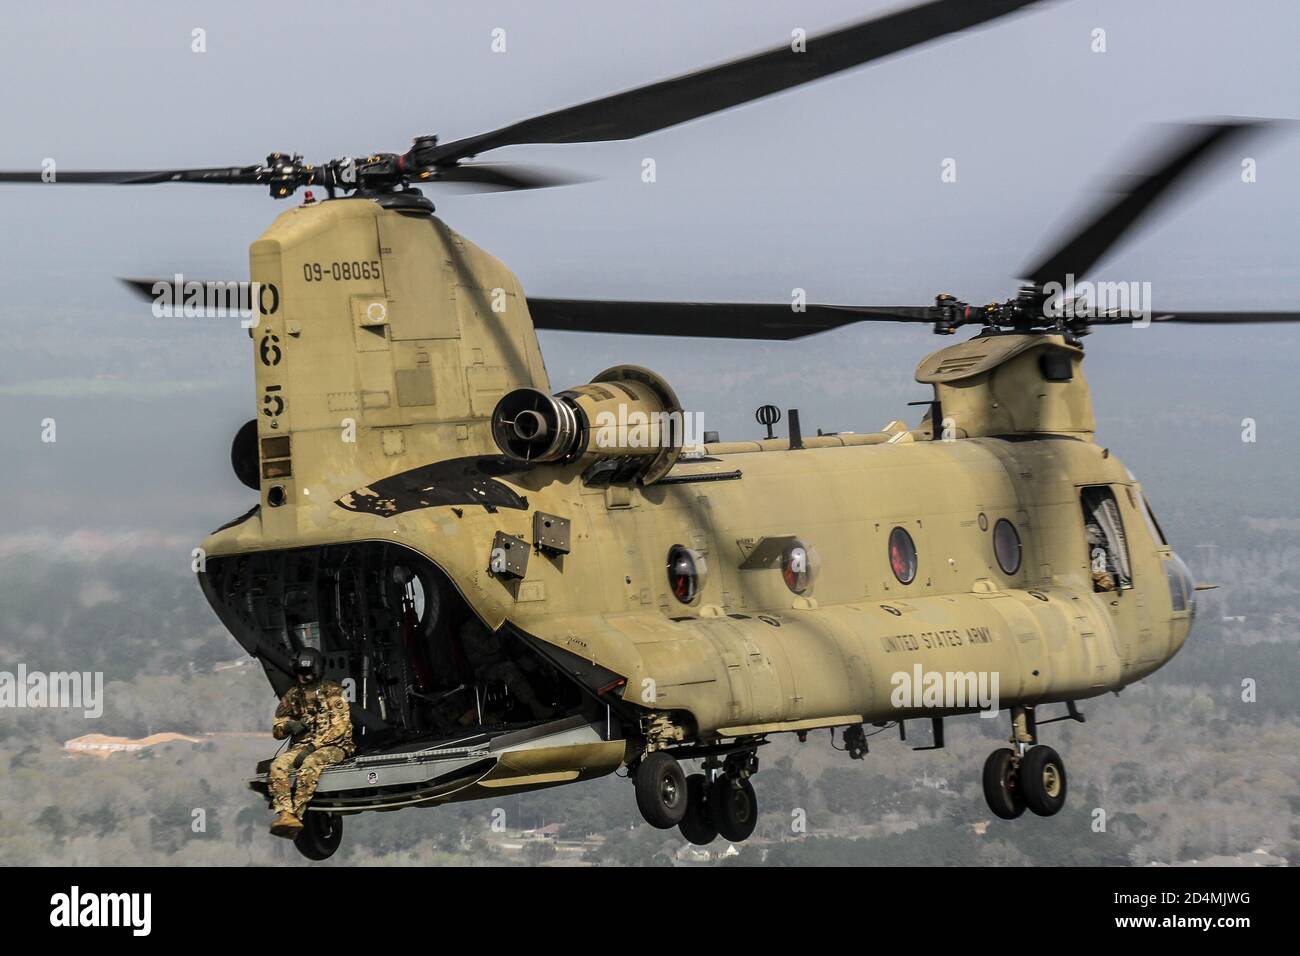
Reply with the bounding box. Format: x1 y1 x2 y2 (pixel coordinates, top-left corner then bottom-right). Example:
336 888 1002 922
7 0 1298 861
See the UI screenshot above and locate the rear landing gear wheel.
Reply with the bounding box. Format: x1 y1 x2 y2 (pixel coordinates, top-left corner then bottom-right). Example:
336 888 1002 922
1019 745 1067 817
293 811 343 861
678 773 718 845
982 748 1025 820
710 775 758 843
635 751 687 829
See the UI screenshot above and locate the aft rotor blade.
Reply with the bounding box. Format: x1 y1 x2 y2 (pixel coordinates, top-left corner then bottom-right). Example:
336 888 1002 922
428 0 1050 164
0 166 258 185
527 298 935 340
119 277 255 307
120 277 209 302
1021 121 1275 290
434 162 588 192
1087 310 1300 326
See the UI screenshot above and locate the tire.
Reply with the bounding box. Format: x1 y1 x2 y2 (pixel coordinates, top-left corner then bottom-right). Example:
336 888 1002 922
710 775 758 843
293 811 343 861
982 748 1025 820
634 751 688 828
1020 745 1067 817
678 773 718 846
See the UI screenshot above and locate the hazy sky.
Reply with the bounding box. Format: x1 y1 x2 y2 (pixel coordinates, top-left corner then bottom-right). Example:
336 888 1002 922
2 0 1298 547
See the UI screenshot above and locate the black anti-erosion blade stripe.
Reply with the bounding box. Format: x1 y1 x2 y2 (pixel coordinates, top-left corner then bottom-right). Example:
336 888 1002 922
428 0 1049 164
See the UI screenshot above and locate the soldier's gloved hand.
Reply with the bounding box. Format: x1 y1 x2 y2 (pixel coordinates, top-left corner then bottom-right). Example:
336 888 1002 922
285 719 307 737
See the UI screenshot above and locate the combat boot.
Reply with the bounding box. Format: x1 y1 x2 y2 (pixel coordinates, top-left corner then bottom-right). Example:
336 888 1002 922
269 811 303 837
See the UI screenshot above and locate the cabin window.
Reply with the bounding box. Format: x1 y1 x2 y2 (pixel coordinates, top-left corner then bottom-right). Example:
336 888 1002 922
782 540 813 594
993 519 1022 575
1080 486 1132 591
889 527 917 585
667 545 704 604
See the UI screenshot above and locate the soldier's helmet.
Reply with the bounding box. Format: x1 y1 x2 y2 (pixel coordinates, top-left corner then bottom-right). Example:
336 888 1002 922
294 647 323 683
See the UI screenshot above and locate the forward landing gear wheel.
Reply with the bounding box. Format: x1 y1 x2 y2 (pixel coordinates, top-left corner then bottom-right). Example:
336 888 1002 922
1019 745 1067 816
982 748 1025 820
635 751 687 828
678 773 718 845
710 775 758 842
294 811 343 860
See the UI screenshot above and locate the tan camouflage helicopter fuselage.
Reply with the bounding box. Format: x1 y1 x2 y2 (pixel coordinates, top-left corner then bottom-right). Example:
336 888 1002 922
202 199 1196 799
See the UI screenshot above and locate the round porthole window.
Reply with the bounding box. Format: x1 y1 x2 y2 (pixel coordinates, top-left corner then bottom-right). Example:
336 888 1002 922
888 527 917 585
993 518 1022 575
781 540 813 594
667 545 704 604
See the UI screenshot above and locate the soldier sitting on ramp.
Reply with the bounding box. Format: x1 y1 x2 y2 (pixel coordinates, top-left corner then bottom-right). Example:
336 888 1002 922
267 648 355 837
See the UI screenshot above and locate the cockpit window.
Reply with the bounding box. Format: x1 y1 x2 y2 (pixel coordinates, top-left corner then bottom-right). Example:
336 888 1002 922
1164 553 1196 617
1124 469 1168 548
1141 494 1168 546
1164 559 1187 612
1080 486 1132 591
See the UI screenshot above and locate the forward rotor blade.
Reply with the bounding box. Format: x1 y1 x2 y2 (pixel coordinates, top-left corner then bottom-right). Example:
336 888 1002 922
527 298 935 340
428 0 1049 164
0 166 257 185
1021 121 1275 289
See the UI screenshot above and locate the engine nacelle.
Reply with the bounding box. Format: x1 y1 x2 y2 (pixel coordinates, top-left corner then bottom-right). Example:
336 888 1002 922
491 365 684 483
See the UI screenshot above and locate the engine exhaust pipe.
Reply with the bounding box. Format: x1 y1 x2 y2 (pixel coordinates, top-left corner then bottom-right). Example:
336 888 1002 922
491 388 581 463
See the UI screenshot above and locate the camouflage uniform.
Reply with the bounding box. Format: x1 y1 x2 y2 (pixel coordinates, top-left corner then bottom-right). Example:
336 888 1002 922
268 679 355 817
1086 523 1117 592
